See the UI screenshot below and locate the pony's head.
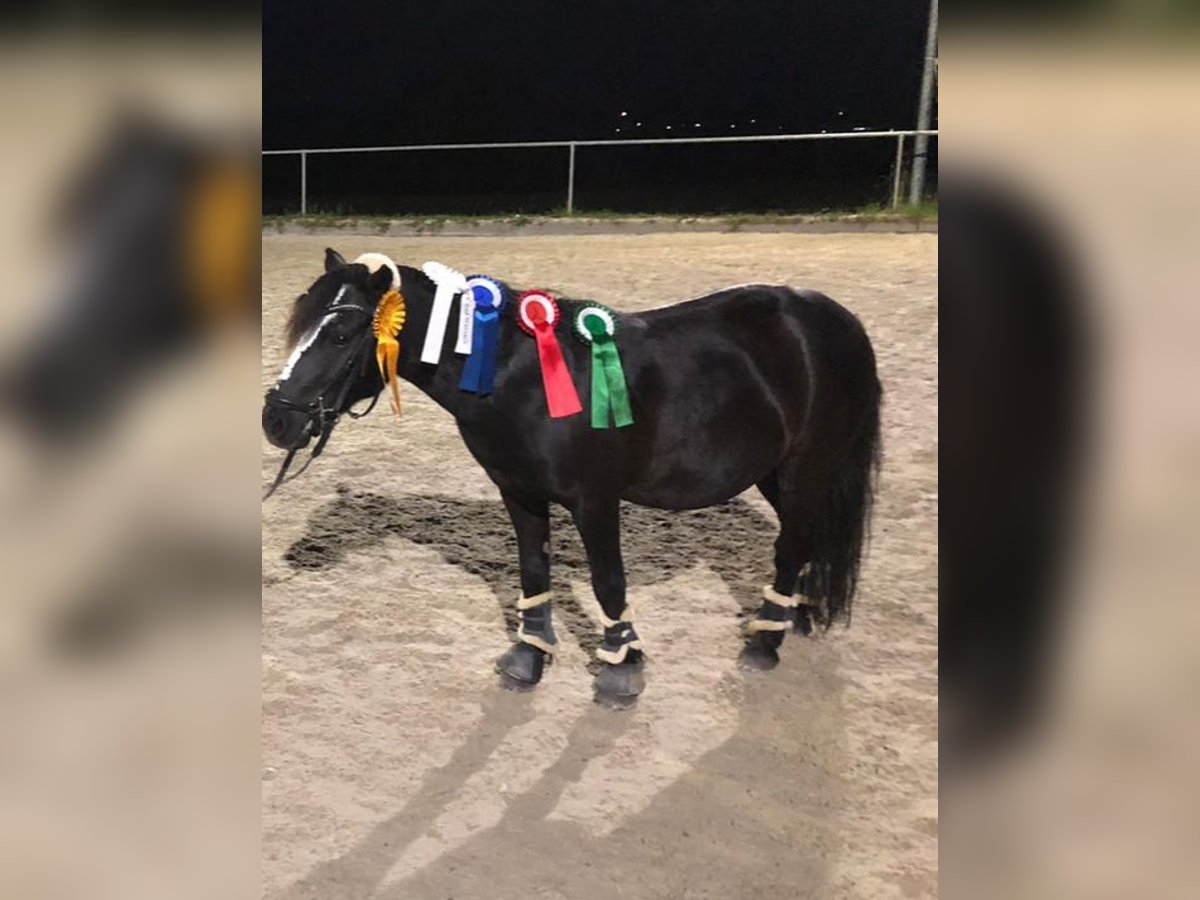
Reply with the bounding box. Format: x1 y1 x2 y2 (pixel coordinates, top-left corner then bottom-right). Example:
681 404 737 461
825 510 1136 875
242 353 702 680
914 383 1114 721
261 248 394 450
5 110 257 444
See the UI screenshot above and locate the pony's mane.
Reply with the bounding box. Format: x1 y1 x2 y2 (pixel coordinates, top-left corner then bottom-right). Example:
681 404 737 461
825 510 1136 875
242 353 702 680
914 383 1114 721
282 262 435 350
281 263 566 349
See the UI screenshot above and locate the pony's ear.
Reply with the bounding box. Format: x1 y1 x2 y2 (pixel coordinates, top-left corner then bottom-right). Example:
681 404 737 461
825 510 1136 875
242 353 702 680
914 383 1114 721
367 265 394 294
324 247 347 272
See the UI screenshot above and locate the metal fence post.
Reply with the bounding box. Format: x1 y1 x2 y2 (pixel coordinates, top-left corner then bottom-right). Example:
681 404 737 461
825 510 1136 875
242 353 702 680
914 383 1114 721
891 134 906 208
566 142 576 214
300 150 308 215
909 0 938 205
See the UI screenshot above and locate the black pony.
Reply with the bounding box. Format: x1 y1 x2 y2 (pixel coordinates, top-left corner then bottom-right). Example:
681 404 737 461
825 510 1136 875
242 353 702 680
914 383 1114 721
263 249 881 707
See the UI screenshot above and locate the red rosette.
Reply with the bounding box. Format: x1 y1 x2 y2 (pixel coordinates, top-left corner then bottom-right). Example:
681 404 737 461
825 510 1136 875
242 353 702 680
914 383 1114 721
517 291 560 334
515 291 582 419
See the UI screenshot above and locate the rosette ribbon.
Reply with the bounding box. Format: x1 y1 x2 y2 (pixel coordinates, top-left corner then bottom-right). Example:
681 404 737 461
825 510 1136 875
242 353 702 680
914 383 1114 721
420 261 468 365
459 276 508 396
573 304 634 429
373 289 408 416
516 291 583 419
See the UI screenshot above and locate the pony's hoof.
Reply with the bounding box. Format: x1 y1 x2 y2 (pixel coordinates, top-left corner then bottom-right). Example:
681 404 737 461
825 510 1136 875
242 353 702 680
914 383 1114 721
593 656 645 710
739 644 780 672
498 672 539 693
739 633 782 671
496 642 546 690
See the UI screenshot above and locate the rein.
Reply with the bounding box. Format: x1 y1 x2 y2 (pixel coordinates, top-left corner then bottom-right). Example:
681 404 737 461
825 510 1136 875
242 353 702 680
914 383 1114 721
262 303 378 500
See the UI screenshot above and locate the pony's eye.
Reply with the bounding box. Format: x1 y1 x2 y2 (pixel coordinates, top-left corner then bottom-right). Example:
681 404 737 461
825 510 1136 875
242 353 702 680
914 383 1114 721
332 332 350 346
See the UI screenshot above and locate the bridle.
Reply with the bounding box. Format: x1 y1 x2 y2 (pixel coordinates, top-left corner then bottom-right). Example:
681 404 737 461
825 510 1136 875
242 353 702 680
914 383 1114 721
262 301 380 500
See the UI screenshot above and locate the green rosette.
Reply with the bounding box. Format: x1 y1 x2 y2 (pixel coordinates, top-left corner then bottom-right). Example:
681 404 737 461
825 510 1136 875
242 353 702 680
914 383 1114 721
572 303 634 429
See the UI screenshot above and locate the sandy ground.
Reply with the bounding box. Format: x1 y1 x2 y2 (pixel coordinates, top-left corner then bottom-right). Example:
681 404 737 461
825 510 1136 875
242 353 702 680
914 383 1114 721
261 232 937 900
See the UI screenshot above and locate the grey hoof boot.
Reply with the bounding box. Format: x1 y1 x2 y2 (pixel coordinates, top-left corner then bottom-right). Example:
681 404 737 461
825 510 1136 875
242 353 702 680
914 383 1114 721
496 642 547 691
594 651 645 710
739 632 783 671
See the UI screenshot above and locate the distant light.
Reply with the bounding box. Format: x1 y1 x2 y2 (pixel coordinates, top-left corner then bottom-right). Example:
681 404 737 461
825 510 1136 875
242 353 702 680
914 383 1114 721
730 124 736 129
694 122 701 127
620 111 628 117
615 128 622 133
635 122 642 127
666 125 672 130
750 118 757 124
838 110 845 116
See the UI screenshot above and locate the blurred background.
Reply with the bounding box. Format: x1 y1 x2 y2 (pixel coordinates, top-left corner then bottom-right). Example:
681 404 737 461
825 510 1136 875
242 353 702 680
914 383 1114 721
0 5 260 900
3 0 1200 896
941 5 1200 900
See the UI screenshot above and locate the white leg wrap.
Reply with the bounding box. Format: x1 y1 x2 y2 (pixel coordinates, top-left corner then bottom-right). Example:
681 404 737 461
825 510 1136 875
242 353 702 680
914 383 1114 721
515 591 557 653
517 590 553 610
516 625 558 654
743 618 791 634
762 585 798 607
596 601 637 629
743 585 797 634
595 639 643 665
596 607 642 665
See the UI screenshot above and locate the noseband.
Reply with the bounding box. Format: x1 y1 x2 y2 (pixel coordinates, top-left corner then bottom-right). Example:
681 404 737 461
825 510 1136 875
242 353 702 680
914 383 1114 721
263 302 379 500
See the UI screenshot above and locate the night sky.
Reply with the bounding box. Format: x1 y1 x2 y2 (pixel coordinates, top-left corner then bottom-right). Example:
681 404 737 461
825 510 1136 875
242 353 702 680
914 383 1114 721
264 0 934 215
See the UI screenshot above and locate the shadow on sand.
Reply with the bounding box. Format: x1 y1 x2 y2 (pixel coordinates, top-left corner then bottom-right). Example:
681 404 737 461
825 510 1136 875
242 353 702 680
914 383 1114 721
284 487 780 663
272 488 844 900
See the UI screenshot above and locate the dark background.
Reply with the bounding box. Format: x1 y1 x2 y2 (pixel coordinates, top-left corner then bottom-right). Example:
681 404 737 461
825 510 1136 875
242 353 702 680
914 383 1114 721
264 0 937 215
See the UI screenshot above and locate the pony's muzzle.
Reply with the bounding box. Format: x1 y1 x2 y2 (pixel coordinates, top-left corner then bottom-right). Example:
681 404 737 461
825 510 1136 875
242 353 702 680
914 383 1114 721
261 402 312 450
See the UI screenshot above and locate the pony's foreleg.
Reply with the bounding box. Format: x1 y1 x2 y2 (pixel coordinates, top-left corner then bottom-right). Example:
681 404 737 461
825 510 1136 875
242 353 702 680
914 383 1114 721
496 491 556 690
571 499 645 709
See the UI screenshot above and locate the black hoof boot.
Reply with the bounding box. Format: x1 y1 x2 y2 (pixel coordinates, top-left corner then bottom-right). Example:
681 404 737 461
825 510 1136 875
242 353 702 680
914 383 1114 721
794 603 816 637
496 642 547 691
594 651 645 710
739 632 783 671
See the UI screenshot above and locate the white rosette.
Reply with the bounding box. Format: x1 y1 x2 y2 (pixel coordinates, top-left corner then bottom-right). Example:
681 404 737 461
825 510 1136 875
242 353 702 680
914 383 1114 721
420 261 468 364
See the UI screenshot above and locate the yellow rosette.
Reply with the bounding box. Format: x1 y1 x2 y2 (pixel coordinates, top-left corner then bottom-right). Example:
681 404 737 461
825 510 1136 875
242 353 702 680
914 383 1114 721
372 289 407 416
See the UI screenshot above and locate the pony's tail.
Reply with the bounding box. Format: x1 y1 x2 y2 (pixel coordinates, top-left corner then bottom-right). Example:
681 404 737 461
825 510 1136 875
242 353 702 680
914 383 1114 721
804 374 882 628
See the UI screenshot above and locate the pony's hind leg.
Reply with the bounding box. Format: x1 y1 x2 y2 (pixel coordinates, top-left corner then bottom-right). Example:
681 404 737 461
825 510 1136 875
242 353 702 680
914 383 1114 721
742 470 817 671
570 498 645 709
496 491 556 690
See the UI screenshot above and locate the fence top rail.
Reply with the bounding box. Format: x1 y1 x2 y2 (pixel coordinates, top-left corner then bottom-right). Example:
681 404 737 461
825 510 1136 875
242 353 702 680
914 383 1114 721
262 129 938 156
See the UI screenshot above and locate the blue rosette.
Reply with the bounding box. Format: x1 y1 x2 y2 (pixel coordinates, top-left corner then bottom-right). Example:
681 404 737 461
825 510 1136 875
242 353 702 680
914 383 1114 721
459 276 508 396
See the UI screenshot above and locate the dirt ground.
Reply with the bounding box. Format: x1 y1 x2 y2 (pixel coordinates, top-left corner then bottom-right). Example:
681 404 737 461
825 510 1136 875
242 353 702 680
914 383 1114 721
261 232 938 900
